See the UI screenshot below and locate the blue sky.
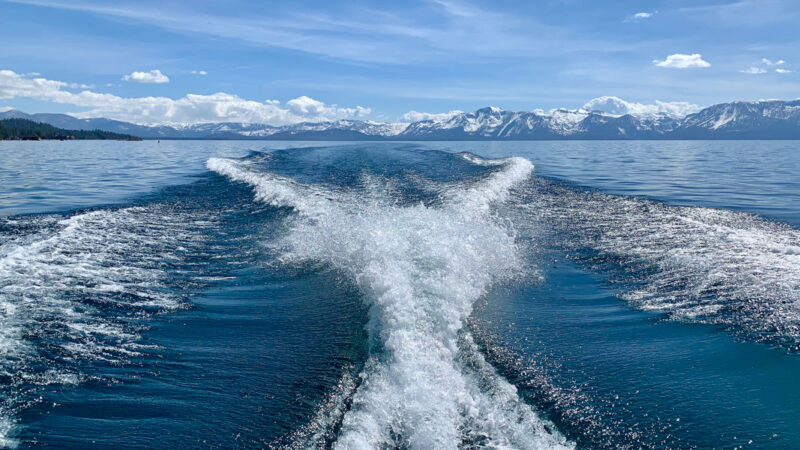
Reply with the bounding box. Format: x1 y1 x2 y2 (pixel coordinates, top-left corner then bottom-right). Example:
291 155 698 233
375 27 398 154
0 0 798 125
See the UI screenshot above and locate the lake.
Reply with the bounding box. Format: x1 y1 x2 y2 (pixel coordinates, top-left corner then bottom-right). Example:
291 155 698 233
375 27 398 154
1 140 798 448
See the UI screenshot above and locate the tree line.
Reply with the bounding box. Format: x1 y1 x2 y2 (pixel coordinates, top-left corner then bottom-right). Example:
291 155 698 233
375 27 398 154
0 118 141 140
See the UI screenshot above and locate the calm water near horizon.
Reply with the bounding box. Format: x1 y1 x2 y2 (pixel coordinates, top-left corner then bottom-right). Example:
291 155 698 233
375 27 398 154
0 140 799 448
3 140 799 225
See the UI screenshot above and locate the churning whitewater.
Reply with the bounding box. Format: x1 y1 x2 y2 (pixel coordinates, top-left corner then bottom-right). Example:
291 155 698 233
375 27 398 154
207 154 572 449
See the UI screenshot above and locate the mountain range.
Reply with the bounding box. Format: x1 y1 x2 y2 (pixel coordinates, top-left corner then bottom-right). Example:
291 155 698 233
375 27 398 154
2 98 800 140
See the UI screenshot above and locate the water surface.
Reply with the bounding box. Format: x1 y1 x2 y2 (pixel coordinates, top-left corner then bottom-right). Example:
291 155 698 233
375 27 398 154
1 140 798 448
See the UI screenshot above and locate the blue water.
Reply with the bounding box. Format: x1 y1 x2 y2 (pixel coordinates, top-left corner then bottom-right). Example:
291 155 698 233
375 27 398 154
1 140 799 448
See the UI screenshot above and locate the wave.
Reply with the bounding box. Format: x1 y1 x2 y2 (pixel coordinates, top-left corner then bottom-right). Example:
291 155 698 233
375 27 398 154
0 203 223 446
515 178 800 351
209 154 571 449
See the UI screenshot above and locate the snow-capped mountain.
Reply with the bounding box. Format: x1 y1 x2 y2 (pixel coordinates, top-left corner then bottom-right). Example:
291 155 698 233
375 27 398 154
674 100 800 138
3 99 800 140
399 105 681 139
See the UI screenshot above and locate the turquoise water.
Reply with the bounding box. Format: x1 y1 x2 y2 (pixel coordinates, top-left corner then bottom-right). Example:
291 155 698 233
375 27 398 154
0 140 798 448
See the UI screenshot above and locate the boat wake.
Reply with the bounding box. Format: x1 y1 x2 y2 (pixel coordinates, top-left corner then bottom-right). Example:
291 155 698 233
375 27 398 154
208 154 572 449
512 177 800 351
0 197 237 447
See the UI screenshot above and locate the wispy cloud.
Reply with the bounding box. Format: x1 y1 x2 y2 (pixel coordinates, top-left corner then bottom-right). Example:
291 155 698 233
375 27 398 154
679 0 799 26
761 58 785 66
740 67 767 74
0 69 369 125
775 68 792 74
122 69 169 83
653 53 711 69
190 70 207 75
0 0 624 66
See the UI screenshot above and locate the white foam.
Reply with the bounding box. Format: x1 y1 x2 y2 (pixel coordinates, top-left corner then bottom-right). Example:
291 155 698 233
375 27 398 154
206 157 335 218
517 179 800 350
0 417 16 449
0 203 216 443
446 156 534 215
210 155 571 449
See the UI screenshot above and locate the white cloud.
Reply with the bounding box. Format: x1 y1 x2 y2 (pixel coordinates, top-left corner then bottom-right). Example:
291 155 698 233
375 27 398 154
624 11 656 22
582 96 701 118
286 96 327 116
122 69 170 84
741 58 790 74
191 70 208 75
653 53 711 69
400 110 464 122
0 106 14 112
0 69 370 126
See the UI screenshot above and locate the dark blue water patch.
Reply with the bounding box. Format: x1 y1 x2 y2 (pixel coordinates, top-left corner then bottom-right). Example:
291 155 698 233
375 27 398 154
471 257 800 448
19 267 368 448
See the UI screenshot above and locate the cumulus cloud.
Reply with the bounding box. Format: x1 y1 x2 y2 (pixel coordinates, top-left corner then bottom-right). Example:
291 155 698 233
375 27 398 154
652 53 711 69
762 58 785 66
122 69 170 83
286 96 326 115
775 68 792 74
582 96 701 118
740 67 767 74
191 70 208 75
0 69 370 125
633 12 652 19
400 110 464 122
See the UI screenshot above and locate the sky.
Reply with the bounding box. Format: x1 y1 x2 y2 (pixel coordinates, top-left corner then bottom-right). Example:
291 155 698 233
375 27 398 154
0 0 798 125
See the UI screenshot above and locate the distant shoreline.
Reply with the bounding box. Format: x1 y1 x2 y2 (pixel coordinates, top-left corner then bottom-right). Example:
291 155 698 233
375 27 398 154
0 137 141 141
0 118 142 141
